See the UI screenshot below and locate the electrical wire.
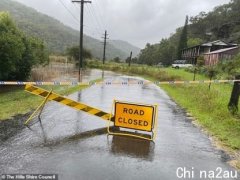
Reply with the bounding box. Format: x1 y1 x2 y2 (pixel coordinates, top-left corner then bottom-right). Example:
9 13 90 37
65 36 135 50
86 4 104 34
93 0 107 29
58 0 80 24
88 4 105 32
70 0 103 37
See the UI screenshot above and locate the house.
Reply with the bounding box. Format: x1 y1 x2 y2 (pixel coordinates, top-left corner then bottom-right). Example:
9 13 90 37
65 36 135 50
181 40 237 64
204 46 239 66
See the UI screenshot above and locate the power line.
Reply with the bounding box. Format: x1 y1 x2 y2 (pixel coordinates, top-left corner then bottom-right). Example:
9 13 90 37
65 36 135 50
93 0 107 29
72 2 103 40
72 2 81 15
73 0 102 35
87 5 105 31
85 5 102 34
91 0 117 41
86 4 104 33
84 25 102 35
58 0 80 24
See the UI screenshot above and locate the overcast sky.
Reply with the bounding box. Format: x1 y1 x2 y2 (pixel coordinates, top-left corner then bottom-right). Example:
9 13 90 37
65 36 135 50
14 0 230 48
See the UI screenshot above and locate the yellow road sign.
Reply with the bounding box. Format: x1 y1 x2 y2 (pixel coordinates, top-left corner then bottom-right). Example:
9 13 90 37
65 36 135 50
114 101 156 132
25 85 113 123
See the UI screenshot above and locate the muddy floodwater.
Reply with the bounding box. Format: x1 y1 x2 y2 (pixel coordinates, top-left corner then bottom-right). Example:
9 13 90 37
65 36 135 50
0 69 239 180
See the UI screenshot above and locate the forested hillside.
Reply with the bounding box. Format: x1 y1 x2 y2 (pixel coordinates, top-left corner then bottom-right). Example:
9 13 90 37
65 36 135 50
109 40 140 58
138 0 240 65
0 0 139 60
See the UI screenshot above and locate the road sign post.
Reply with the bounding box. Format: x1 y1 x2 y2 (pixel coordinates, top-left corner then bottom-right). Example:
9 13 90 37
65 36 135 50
108 100 158 141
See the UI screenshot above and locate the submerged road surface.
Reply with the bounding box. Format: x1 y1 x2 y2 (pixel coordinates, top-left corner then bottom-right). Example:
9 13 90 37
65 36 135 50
0 70 239 180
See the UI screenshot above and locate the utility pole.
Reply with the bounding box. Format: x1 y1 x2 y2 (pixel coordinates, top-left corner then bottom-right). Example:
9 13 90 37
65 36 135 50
72 0 91 82
228 75 240 114
128 51 132 67
102 30 108 64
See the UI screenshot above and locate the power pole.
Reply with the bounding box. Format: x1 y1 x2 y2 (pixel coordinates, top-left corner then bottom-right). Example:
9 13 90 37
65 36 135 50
228 75 240 114
128 51 132 67
102 30 108 64
72 0 91 82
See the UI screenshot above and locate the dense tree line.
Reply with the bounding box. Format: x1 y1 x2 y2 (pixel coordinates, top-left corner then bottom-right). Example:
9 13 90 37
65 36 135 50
138 0 240 66
0 12 48 80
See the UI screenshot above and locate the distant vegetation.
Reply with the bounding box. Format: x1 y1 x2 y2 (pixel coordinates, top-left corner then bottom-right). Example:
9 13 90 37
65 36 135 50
0 12 48 80
0 0 140 60
137 0 240 66
66 46 92 66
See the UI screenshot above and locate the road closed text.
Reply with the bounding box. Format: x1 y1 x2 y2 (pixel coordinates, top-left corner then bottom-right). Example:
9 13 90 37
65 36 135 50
114 102 155 131
118 117 149 126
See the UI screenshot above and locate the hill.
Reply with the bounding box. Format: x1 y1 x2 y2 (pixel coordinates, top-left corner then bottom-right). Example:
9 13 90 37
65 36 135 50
109 40 140 58
0 0 140 60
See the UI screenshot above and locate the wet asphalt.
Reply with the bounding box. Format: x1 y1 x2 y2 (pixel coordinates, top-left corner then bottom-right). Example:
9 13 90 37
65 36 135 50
0 69 239 180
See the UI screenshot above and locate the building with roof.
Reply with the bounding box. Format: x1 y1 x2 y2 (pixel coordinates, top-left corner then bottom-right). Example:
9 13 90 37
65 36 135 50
181 40 237 64
204 46 239 66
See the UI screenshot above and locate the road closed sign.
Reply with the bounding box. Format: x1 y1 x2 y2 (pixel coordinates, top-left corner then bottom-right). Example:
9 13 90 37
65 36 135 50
114 101 156 132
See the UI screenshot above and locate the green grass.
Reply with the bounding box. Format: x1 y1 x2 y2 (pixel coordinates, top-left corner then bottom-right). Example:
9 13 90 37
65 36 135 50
162 84 240 149
88 61 240 150
164 67 206 80
0 78 101 121
88 61 206 81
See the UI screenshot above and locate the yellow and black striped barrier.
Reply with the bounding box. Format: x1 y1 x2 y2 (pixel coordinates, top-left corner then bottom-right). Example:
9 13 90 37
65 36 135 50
24 85 158 141
24 85 114 124
1 79 240 86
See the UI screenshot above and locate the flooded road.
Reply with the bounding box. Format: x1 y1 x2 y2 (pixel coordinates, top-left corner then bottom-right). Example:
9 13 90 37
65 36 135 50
0 69 239 180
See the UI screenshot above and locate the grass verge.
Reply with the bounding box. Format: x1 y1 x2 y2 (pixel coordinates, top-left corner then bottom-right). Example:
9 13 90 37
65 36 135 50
0 78 101 121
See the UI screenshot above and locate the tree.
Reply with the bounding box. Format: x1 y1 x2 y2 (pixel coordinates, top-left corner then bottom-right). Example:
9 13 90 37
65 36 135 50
113 57 120 63
29 37 49 66
187 38 203 47
216 53 240 78
66 46 92 67
138 36 179 66
131 57 138 64
125 57 130 64
206 66 217 90
158 39 175 66
177 15 189 59
0 12 48 80
138 43 158 65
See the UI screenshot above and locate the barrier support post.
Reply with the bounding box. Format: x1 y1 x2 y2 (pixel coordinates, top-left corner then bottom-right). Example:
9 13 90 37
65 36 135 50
24 89 53 126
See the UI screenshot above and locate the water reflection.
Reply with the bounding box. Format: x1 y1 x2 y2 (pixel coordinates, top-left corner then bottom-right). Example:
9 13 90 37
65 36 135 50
110 135 155 161
75 91 82 134
101 70 105 79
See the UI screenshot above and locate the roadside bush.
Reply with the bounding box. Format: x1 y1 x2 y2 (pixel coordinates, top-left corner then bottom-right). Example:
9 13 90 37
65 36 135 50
215 53 240 79
0 12 48 81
